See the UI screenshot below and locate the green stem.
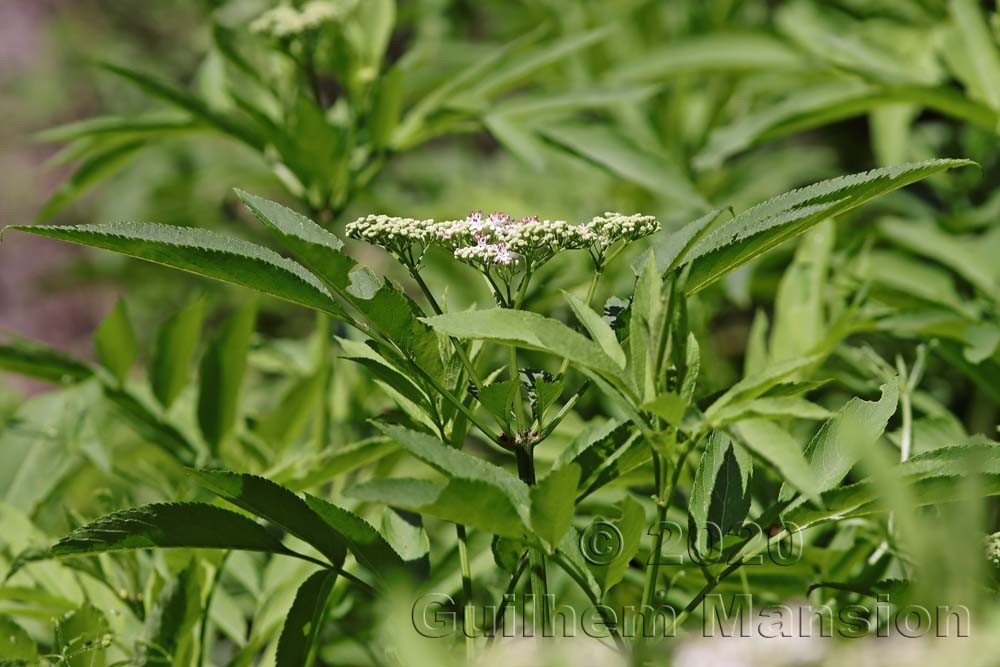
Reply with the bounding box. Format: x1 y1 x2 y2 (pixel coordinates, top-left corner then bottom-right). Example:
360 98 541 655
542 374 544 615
408 267 484 388
486 556 528 646
515 446 550 638
456 524 476 660
313 312 333 451
197 552 229 667
640 452 670 611
558 267 603 378
549 552 626 651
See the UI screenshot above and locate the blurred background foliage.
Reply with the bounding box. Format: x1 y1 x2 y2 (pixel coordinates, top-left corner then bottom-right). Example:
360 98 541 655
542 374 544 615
1 0 1000 665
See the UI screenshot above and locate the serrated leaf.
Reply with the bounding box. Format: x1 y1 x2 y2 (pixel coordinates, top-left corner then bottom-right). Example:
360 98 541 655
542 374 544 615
682 160 975 294
38 503 288 561
422 309 626 383
150 298 204 409
198 301 256 451
275 569 335 667
235 191 354 299
375 424 529 515
8 223 342 315
556 419 637 489
689 432 752 555
348 477 528 538
781 378 900 502
303 494 406 575
530 464 580 551
189 469 347 567
93 298 136 385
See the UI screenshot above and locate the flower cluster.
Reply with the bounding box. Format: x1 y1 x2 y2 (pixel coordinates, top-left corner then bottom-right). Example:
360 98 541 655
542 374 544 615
250 1 352 39
346 209 660 272
987 532 1000 571
345 214 437 263
578 212 660 265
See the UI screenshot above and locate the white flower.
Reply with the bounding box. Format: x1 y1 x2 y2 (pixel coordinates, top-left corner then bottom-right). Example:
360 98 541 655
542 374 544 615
250 1 351 38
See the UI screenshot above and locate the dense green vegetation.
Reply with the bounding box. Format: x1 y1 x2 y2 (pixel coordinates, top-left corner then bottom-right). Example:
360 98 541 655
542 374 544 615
2 1 1000 665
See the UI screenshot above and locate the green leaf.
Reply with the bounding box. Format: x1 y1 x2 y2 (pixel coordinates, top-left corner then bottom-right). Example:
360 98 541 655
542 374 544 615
878 217 998 299
303 494 406 575
733 419 820 503
682 160 975 294
93 298 136 385
642 392 687 427
611 32 806 81
38 503 287 561
630 255 662 401
540 122 707 209
235 191 354 304
769 222 833 364
556 419 637 488
423 309 626 384
36 141 144 221
380 509 429 562
0 617 37 662
589 495 645 594
530 464 581 551
689 432 753 555
150 298 205 409
648 208 729 275
782 378 900 501
477 379 519 423
143 558 203 667
786 444 1000 527
348 477 528 538
198 301 256 451
704 355 821 425
564 290 626 368
375 424 529 515
455 28 610 104
255 372 324 450
189 469 347 567
275 569 336 667
100 62 262 149
0 337 94 384
56 603 110 667
8 223 342 315
950 0 1000 111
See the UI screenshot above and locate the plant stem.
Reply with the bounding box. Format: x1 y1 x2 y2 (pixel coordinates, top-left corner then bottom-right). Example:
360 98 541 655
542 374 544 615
456 524 476 660
640 452 670 611
486 556 528 646
558 267 603 379
408 267 484 388
515 446 550 638
549 551 626 651
197 552 229 667
313 312 332 451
